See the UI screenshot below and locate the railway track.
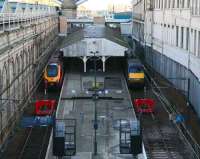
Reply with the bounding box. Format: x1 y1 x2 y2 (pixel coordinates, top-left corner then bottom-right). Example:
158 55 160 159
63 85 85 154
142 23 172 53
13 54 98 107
18 126 50 159
143 113 184 159
131 88 191 158
129 65 193 158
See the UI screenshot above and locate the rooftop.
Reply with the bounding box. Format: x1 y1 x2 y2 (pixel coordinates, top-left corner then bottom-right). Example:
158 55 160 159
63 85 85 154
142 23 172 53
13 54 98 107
60 25 129 49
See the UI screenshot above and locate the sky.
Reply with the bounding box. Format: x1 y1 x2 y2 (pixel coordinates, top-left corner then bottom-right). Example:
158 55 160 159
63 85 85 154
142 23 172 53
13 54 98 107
81 0 132 11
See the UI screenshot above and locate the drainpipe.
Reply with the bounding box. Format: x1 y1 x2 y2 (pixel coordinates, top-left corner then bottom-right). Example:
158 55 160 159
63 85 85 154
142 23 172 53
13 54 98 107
187 1 192 105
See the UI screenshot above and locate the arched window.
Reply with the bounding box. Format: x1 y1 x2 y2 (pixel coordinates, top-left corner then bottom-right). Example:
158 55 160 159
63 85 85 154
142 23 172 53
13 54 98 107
25 48 29 67
9 58 15 84
9 58 15 116
28 46 31 66
2 63 8 104
19 52 24 99
31 44 34 64
24 49 29 94
19 51 23 73
2 62 10 121
0 69 2 100
15 56 20 101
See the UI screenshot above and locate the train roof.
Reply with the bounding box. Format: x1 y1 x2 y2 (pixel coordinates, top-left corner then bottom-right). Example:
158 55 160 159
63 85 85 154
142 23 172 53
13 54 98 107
127 58 142 65
48 52 62 63
48 63 58 66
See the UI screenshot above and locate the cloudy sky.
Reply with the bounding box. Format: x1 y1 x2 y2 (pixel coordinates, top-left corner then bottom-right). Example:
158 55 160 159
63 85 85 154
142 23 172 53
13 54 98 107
81 0 132 10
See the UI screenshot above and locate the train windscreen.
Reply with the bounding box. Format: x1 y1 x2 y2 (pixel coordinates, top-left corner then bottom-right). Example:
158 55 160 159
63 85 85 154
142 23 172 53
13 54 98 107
47 64 58 77
128 66 143 73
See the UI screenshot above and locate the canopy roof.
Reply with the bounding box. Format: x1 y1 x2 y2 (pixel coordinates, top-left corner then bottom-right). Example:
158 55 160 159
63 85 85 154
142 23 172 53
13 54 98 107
60 25 129 57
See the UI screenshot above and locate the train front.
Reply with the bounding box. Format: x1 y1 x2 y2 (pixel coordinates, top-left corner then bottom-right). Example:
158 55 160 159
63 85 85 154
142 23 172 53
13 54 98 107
44 63 62 88
128 64 145 87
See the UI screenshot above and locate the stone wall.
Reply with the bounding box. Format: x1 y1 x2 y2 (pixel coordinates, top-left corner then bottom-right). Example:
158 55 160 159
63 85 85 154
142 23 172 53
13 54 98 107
0 14 59 146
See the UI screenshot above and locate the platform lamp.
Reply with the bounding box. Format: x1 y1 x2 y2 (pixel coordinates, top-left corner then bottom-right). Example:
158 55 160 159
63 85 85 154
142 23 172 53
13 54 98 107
90 50 99 156
71 89 76 109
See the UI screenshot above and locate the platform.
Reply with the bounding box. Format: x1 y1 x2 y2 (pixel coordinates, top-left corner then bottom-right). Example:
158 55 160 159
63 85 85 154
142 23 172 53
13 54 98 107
45 72 146 159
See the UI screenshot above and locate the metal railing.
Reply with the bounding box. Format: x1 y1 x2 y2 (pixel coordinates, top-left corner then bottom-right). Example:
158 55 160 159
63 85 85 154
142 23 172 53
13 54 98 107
0 12 57 32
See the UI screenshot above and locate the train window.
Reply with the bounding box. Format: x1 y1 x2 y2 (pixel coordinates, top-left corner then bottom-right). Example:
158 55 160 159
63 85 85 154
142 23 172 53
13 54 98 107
128 66 143 73
47 64 58 77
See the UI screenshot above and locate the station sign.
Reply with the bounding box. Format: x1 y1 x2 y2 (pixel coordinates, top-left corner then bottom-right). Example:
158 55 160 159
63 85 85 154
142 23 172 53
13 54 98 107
21 116 53 128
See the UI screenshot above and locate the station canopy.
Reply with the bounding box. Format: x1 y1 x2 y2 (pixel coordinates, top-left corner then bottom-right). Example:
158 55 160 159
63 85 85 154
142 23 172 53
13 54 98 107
60 25 129 57
62 0 87 8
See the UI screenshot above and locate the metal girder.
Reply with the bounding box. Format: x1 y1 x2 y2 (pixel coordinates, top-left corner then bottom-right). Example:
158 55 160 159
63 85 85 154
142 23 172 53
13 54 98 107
74 0 88 5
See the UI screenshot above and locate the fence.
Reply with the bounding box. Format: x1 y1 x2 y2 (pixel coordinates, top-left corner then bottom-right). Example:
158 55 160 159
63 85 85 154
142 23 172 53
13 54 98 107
0 12 57 32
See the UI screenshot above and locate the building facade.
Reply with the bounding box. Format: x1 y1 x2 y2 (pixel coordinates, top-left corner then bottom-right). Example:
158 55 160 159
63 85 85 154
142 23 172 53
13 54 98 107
132 0 200 116
132 0 145 44
0 0 60 146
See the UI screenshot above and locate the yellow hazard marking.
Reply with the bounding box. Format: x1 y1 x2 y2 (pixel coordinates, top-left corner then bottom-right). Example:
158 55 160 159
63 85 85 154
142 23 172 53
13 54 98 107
129 73 144 79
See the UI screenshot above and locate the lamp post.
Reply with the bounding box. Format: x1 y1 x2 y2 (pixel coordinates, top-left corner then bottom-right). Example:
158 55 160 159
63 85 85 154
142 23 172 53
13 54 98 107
186 78 190 107
90 51 99 156
71 89 76 109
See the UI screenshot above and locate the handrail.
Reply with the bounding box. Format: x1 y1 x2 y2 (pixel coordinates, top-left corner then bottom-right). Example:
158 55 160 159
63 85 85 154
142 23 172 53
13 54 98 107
0 12 57 32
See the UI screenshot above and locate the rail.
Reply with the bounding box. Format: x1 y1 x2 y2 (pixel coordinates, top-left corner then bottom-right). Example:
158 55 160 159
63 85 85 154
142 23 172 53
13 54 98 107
18 126 50 159
143 112 180 159
144 66 200 159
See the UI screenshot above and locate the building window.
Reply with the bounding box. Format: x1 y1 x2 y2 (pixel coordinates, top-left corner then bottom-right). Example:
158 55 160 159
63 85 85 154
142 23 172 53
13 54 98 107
168 0 171 8
168 25 170 43
187 0 190 8
194 30 197 55
165 0 167 8
198 31 200 57
171 25 175 45
191 29 193 54
177 0 180 7
181 27 184 48
173 0 175 7
159 0 161 8
182 0 185 7
192 0 195 14
176 26 179 47
156 0 158 8
195 0 198 15
186 28 189 50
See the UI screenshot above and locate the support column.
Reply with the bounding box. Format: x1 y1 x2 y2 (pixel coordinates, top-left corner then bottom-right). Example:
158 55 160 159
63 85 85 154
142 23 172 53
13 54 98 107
83 56 87 73
102 56 106 72
62 0 77 18
59 16 68 36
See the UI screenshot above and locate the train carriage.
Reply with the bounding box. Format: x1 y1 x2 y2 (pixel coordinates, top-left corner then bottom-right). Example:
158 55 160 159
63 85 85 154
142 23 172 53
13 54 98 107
126 58 145 87
43 52 63 89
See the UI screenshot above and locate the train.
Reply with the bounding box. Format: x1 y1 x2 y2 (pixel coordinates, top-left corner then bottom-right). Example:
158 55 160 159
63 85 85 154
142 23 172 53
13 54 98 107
125 58 145 88
43 52 64 89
